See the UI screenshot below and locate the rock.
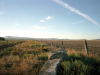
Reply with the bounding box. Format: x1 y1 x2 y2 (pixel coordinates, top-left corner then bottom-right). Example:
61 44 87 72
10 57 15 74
38 49 69 75
48 49 69 61
38 59 61 75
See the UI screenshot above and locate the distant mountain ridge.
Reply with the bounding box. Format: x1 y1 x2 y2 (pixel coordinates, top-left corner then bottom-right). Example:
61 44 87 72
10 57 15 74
4 36 70 40
4 36 36 40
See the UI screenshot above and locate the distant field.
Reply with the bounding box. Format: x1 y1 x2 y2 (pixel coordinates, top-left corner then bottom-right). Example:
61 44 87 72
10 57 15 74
40 40 100 57
0 40 25 51
0 40 24 46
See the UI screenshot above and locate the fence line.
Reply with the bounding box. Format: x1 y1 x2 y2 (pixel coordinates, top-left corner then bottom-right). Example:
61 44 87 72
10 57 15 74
38 40 89 55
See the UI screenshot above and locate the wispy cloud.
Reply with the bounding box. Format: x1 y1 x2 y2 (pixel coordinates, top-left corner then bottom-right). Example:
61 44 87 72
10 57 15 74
72 21 85 24
32 25 46 29
40 20 45 22
14 23 19 25
45 16 54 20
0 11 4 15
52 0 99 26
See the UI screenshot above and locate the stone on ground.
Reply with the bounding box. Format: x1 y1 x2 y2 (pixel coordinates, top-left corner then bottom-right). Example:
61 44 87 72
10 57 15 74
48 49 69 61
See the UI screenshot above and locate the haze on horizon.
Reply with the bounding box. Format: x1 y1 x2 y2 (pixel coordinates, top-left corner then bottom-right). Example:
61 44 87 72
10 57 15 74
0 0 100 40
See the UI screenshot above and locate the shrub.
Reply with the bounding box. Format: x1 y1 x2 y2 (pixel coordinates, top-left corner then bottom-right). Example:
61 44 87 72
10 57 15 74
0 37 5 40
26 50 37 55
13 56 20 62
7 47 13 51
22 54 31 59
83 57 96 66
61 61 72 75
42 46 49 52
37 53 48 60
58 51 100 75
11 50 19 55
98 67 100 74
0 51 10 58
11 47 22 55
36 47 42 51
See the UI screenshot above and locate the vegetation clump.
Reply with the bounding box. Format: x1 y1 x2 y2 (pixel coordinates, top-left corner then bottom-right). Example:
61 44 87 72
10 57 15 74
11 48 22 55
58 51 100 75
0 37 5 40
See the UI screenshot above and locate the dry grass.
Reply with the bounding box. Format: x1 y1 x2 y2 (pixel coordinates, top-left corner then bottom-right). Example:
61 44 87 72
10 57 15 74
0 55 45 75
0 41 57 75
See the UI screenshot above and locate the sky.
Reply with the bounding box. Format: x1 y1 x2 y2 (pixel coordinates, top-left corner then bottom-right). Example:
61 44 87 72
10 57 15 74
0 0 100 40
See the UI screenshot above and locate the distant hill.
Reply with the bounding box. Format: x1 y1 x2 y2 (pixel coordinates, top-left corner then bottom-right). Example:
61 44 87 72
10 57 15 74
4 36 36 40
95 39 100 40
4 36 70 40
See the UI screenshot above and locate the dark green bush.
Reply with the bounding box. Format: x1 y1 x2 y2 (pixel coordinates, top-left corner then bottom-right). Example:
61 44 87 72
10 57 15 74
58 52 100 75
0 51 10 57
26 50 37 55
37 54 48 60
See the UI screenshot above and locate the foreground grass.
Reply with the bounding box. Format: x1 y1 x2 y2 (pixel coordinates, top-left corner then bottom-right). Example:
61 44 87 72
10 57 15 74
58 50 100 75
0 41 57 75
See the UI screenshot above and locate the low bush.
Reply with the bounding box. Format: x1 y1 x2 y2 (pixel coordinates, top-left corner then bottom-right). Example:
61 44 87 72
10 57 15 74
11 47 22 55
25 50 37 55
22 54 31 59
58 52 100 75
36 47 43 51
0 51 10 58
13 55 20 62
42 46 49 52
6 47 13 51
37 53 48 60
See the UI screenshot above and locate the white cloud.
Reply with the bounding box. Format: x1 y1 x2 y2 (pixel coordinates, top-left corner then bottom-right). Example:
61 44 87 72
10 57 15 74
72 21 85 24
40 20 45 22
45 16 54 20
14 23 19 25
52 0 99 26
32 25 46 29
40 16 55 22
0 11 4 15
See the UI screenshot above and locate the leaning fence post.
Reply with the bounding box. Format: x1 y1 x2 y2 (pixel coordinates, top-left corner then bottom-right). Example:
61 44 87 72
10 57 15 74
84 40 89 55
62 41 63 50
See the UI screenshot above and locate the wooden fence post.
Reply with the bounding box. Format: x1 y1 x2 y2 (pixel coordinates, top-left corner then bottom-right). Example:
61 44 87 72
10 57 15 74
84 40 89 55
62 41 63 50
51 41 53 45
46 41 47 44
6 40 8 50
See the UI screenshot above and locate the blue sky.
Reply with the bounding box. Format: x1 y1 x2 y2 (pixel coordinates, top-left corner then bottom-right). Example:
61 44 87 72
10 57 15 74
0 0 100 39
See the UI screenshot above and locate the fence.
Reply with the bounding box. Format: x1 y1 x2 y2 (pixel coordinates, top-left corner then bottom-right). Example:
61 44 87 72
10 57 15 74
37 40 100 56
